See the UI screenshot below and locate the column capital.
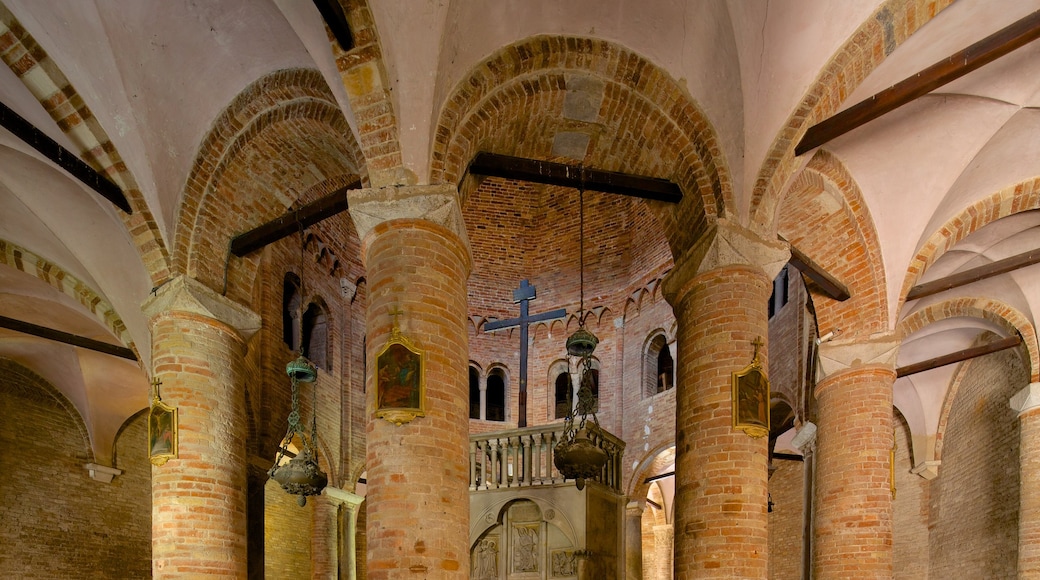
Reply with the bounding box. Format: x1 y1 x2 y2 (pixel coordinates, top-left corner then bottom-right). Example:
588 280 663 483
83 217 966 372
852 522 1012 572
324 486 365 509
142 275 261 340
625 500 646 516
84 462 122 483
1010 382 1040 416
817 334 900 380
347 184 470 250
661 218 789 307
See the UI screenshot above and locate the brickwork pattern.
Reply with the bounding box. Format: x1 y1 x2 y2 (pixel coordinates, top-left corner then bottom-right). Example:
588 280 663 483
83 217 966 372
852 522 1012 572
362 218 471 578
778 151 887 337
669 264 773 579
751 0 954 231
150 311 251 578
928 347 1022 578
431 34 732 262
264 479 312 578
892 410 929 580
0 6 171 285
174 68 360 304
813 365 894 579
0 359 150 579
767 458 803 580
1020 405 1040 575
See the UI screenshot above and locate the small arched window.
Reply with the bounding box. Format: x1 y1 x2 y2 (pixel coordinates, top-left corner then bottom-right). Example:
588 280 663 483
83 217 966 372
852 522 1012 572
645 334 673 397
302 301 331 371
486 370 506 422
469 366 481 419
554 372 573 419
282 273 301 350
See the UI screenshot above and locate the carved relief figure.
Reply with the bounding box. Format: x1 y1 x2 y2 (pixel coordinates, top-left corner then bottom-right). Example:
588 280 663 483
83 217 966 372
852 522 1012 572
512 525 539 572
474 537 499 580
552 550 577 577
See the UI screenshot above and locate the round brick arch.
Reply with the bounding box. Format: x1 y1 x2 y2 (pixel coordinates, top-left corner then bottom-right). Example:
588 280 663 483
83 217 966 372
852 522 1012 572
778 149 888 337
898 298 1038 464
0 238 134 354
174 69 364 305
430 35 734 262
750 0 954 233
900 176 1040 307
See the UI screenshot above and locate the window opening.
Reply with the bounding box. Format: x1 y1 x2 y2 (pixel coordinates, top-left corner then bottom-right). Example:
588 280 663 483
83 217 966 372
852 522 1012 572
486 371 506 422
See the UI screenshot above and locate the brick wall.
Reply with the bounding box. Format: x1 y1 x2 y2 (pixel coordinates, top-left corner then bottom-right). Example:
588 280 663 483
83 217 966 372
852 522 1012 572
928 347 1023 578
767 458 803 580
264 479 312 579
893 410 929 579
0 358 150 579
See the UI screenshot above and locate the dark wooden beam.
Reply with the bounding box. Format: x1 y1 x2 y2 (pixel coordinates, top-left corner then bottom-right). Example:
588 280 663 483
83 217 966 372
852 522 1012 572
895 335 1021 378
0 314 137 360
796 10 1040 156
907 248 1040 301
312 0 354 52
467 152 683 203
788 244 851 301
229 180 361 257
0 100 131 213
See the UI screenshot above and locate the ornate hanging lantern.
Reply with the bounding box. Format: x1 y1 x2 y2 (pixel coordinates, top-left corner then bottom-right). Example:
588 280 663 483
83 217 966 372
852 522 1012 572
554 183 609 490
269 225 328 506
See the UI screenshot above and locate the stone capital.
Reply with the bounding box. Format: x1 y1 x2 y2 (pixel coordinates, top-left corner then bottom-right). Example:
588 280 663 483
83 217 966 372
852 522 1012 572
324 486 365 509
817 335 900 380
347 184 470 250
142 275 262 340
910 460 941 480
626 501 646 517
1010 382 1040 417
661 218 789 306
84 462 122 483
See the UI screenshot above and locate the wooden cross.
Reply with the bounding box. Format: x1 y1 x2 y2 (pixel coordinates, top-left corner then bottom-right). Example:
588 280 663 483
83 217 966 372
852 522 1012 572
151 377 163 402
484 280 567 427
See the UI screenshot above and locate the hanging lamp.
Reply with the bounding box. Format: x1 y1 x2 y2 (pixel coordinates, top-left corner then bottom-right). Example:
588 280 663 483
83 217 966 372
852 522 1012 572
269 225 328 506
554 178 608 490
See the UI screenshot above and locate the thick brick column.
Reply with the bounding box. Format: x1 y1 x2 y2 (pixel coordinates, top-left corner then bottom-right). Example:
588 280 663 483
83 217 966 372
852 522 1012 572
142 275 261 579
813 337 898 579
349 184 472 578
1011 383 1040 576
661 220 788 579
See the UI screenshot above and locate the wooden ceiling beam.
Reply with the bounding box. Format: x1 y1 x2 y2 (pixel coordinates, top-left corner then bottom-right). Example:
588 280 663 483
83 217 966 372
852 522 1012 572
895 335 1021 378
0 314 136 360
796 10 1040 156
0 100 131 214
467 152 683 203
787 244 851 301
907 247 1040 301
229 180 361 257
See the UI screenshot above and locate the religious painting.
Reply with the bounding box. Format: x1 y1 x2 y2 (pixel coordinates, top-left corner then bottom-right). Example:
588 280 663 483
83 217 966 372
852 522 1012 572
148 396 178 466
375 327 425 426
732 343 770 438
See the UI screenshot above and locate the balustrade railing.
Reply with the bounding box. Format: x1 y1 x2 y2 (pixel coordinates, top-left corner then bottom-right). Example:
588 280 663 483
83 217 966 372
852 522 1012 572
469 423 625 493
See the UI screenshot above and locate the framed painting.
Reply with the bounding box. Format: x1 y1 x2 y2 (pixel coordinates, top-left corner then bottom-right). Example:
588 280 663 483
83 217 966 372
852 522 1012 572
148 396 178 466
732 351 770 438
375 327 425 426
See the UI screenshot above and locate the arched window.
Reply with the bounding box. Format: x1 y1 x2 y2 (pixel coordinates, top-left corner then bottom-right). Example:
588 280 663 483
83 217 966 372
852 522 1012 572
469 366 481 419
486 370 506 422
768 266 789 319
282 273 301 350
645 333 673 397
554 372 573 419
302 301 331 371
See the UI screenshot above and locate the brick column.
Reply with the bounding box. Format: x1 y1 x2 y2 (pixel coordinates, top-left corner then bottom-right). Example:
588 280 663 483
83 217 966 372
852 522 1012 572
624 502 644 580
311 493 340 580
654 524 674 580
349 184 472 578
142 275 261 579
1011 382 1040 576
813 337 898 579
661 219 788 579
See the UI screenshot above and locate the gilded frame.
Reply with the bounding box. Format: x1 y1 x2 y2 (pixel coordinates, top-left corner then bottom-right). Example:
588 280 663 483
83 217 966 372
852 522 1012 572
731 356 770 438
148 396 178 466
375 327 425 426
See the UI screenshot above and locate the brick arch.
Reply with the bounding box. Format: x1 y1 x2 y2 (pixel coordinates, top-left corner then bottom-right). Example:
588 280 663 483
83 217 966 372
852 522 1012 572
430 35 733 262
175 69 363 304
0 239 134 352
750 0 955 233
897 297 1038 382
778 150 887 337
900 176 1040 306
625 442 676 504
0 5 171 285
0 357 95 463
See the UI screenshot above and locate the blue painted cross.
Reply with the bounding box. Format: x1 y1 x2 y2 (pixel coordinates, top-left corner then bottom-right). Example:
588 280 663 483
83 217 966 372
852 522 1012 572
483 280 567 427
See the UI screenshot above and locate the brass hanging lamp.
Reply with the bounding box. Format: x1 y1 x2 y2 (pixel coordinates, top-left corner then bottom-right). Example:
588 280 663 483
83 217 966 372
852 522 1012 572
554 180 608 490
269 226 328 506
